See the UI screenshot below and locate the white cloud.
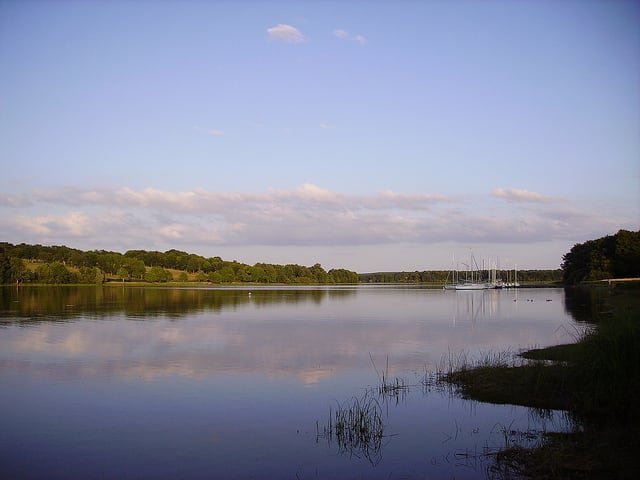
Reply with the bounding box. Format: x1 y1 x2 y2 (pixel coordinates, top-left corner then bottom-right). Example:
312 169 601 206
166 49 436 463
209 129 224 137
319 123 335 129
295 183 337 201
13 215 53 235
492 187 559 204
0 193 32 207
12 211 92 237
354 34 367 46
267 24 306 43
159 223 188 240
333 29 349 39
0 184 626 252
333 28 367 45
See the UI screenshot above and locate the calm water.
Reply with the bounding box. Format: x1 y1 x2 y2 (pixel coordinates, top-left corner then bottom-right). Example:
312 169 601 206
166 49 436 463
0 286 583 479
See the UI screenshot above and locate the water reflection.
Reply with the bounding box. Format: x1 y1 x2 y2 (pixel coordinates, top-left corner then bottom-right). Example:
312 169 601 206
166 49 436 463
0 286 580 480
0 285 355 321
0 286 576 387
563 285 612 323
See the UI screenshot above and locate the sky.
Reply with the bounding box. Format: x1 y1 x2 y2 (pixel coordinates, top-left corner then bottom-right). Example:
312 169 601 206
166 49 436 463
1 0 638 272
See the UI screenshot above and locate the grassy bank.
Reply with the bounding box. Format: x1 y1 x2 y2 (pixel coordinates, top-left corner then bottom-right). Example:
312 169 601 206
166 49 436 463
444 285 640 479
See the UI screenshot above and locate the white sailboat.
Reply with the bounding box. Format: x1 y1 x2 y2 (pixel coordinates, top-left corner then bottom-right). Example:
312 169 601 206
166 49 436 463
503 264 520 288
444 253 492 290
454 282 489 290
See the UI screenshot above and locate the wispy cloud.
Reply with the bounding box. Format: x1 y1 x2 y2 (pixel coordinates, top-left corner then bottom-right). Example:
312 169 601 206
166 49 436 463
492 187 559 204
353 34 367 46
267 24 306 43
0 193 32 208
14 211 94 237
332 29 349 39
319 122 335 129
0 184 621 250
333 28 367 45
209 129 224 137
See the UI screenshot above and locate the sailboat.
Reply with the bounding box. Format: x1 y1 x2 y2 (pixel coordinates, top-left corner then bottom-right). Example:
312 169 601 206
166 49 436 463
443 254 458 290
443 253 492 290
503 265 520 288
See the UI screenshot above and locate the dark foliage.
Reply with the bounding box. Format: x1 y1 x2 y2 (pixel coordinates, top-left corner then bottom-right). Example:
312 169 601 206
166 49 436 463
561 230 640 284
359 268 562 284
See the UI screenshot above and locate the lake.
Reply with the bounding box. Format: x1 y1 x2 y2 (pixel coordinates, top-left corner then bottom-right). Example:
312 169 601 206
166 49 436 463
0 285 584 479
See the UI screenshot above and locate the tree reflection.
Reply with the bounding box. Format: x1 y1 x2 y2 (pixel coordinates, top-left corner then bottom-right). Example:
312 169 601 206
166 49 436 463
563 286 612 324
0 286 356 323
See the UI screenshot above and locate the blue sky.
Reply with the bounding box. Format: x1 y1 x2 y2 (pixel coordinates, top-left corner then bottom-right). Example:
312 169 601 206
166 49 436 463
1 0 638 272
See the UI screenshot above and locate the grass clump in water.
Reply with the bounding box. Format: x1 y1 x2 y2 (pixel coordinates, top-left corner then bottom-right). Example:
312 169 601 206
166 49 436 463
322 391 385 464
370 353 409 397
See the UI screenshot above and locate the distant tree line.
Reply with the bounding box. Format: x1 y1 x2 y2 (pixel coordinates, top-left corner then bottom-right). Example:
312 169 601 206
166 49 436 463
359 269 562 284
0 243 359 285
359 271 450 284
561 229 640 285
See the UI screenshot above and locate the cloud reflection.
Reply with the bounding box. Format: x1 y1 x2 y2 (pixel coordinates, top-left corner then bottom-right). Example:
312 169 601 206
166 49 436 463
0 287 579 385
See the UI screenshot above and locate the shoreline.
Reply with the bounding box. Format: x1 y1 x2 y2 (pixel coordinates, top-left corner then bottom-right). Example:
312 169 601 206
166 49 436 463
443 284 639 478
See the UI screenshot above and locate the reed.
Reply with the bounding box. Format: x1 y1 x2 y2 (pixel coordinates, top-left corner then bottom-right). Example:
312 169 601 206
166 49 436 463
369 353 409 396
322 391 385 464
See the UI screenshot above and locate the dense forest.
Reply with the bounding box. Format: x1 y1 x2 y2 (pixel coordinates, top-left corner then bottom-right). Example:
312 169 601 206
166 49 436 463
358 269 562 284
0 242 358 285
561 229 640 284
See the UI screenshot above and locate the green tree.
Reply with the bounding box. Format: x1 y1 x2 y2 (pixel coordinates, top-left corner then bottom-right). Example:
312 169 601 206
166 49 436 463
123 258 146 280
94 267 105 285
329 268 359 283
186 257 201 273
614 230 640 278
0 250 10 284
36 261 75 284
562 230 640 284
78 266 98 283
248 265 266 283
145 266 172 282
97 253 123 275
9 257 28 284
309 263 329 283
117 266 129 282
208 271 222 283
217 266 236 283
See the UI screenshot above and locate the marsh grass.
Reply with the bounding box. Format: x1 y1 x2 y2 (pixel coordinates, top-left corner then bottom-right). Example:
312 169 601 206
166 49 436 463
571 296 640 424
319 355 414 464
321 391 385 464
440 285 640 479
369 353 409 397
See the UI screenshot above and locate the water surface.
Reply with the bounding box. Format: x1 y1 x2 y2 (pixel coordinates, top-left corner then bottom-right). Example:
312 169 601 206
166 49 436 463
0 286 580 479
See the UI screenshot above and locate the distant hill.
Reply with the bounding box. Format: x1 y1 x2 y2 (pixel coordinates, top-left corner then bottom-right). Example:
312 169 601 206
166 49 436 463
0 242 358 285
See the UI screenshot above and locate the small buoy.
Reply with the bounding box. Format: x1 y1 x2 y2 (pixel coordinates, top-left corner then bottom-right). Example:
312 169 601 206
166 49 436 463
248 292 252 296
